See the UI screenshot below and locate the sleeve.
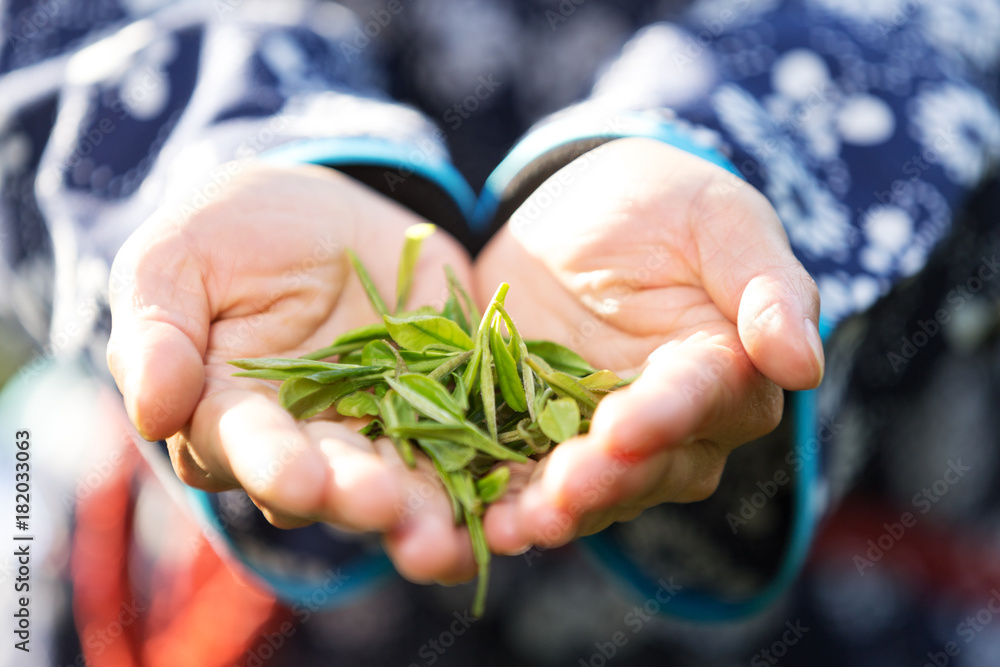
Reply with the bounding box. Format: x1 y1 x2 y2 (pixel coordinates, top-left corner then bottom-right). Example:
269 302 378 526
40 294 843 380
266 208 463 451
0 0 477 611
473 0 1000 620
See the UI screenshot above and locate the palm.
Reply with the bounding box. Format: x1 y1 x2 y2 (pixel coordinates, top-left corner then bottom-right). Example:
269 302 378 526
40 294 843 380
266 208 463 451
110 164 481 582
474 138 824 551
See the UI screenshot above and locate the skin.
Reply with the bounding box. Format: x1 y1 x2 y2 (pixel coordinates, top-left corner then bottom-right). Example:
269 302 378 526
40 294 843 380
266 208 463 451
107 138 824 585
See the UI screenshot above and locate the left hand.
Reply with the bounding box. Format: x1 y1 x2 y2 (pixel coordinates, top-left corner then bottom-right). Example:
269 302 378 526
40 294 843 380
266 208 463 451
473 138 825 552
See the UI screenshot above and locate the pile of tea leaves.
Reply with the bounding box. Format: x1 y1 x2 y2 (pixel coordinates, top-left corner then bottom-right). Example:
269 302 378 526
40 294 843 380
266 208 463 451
229 224 627 616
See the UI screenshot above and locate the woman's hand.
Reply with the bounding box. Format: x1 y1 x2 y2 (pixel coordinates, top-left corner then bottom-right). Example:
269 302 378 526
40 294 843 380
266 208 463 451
107 163 478 584
474 138 825 552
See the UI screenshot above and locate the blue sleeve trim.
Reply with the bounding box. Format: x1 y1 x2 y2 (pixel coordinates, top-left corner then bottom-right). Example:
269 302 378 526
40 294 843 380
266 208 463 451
472 113 741 232
261 136 478 223
580 316 834 622
186 487 395 609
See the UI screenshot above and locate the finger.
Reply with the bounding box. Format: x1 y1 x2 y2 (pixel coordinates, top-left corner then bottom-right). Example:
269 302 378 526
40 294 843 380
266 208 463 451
693 176 824 390
382 477 477 585
482 460 536 555
510 333 782 547
107 224 209 441
182 388 331 521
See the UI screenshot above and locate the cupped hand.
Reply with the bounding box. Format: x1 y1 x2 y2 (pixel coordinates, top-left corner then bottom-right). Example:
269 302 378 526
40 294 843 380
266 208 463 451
474 138 825 553
107 163 477 584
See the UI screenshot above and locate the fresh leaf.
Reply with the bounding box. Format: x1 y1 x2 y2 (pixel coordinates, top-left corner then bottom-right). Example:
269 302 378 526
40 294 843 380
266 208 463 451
428 350 473 382
466 510 490 618
579 369 625 392
380 391 416 467
384 314 474 352
524 340 597 376
476 466 510 504
445 265 478 330
387 423 527 462
278 378 343 419
333 322 390 347
417 438 477 472
229 358 356 375
516 417 552 454
336 391 380 418
345 248 389 317
386 373 466 423
305 365 387 384
451 470 482 515
480 327 498 440
452 373 469 413
538 397 581 443
490 320 527 412
526 355 598 417
361 340 397 367
395 223 436 313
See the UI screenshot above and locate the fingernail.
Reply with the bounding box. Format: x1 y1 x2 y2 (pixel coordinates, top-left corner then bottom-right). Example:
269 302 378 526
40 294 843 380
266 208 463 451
803 318 825 383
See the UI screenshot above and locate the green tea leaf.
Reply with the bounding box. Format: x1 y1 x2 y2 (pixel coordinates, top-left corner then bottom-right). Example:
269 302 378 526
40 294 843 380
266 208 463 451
361 340 396 367
441 292 469 334
524 340 597 376
452 373 469 413
538 397 581 443
526 355 599 417
300 324 390 361
387 422 527 462
480 328 498 440
475 466 510 504
336 391 380 418
229 358 355 374
428 350 473 382
490 320 527 412
460 347 482 399
446 265 479 330
466 509 490 618
278 378 343 419
305 365 387 384
516 417 552 454
417 438 477 472
345 248 389 317
396 223 436 313
386 373 466 423
579 369 625 392
333 322 390 347
380 390 416 467
384 314 474 352
451 470 481 515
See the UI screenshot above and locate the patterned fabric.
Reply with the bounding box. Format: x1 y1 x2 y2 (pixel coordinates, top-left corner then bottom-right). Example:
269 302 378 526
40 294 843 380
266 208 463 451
1 0 999 664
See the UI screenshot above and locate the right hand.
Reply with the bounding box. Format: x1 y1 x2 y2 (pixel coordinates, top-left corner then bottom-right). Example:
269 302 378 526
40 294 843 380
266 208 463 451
107 163 478 584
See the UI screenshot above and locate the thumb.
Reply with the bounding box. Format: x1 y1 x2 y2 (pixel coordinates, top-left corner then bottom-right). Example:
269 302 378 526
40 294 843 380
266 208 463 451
696 181 824 391
736 268 824 391
106 227 208 441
